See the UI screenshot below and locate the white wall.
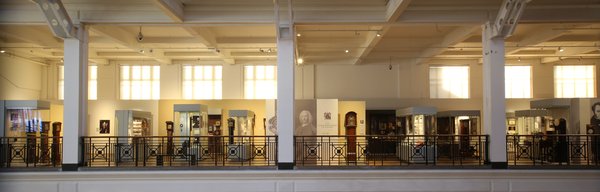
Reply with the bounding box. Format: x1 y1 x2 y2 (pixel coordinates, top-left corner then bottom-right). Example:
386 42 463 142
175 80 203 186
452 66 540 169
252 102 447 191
0 55 44 100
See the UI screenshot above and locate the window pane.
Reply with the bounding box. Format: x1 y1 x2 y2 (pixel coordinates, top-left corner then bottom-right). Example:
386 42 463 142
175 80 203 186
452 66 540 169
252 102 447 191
245 66 254 79
120 65 160 100
429 66 469 99
505 66 531 98
243 65 277 99
555 65 595 98
183 66 192 80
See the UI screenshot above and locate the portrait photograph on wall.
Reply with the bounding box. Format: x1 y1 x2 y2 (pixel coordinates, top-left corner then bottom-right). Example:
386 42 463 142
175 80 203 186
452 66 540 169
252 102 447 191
99 120 110 134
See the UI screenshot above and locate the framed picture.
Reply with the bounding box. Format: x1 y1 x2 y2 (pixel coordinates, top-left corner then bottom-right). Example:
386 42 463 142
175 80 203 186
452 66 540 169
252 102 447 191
100 120 110 134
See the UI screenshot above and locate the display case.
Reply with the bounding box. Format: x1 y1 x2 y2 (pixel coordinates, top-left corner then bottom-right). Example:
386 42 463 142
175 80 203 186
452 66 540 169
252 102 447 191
227 110 255 161
115 110 153 137
173 104 208 161
2 100 51 137
173 104 208 137
514 109 551 135
436 110 480 158
396 107 437 163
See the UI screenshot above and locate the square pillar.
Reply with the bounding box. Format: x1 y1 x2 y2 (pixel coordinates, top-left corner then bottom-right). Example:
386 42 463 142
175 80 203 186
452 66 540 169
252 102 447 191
276 25 295 169
62 26 88 171
482 23 507 168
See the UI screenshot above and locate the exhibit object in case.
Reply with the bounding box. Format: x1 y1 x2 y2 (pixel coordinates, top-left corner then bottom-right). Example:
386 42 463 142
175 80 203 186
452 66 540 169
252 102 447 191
396 106 437 163
227 110 255 161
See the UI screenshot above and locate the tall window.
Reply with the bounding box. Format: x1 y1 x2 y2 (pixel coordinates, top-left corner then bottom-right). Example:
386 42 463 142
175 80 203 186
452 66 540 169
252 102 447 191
120 65 160 100
554 65 595 98
182 65 222 99
505 66 532 98
58 65 97 100
244 65 277 99
429 66 469 98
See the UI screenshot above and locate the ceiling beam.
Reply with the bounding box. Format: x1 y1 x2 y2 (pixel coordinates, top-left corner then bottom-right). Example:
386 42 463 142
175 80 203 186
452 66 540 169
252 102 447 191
90 26 172 64
153 0 184 23
541 43 600 63
413 25 480 65
352 0 412 65
184 27 235 64
506 24 591 55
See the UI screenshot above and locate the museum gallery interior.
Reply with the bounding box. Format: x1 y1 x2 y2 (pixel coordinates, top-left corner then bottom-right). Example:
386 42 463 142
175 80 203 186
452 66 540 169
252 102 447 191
1 0 600 192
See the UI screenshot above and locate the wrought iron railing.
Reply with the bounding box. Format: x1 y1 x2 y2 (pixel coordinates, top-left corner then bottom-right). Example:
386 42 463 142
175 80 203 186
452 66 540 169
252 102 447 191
507 134 600 167
0 136 63 168
82 136 277 168
294 135 489 167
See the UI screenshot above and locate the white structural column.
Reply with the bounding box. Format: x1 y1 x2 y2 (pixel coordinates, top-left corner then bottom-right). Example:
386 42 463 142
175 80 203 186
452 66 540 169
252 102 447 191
482 23 507 168
275 0 295 169
62 26 88 171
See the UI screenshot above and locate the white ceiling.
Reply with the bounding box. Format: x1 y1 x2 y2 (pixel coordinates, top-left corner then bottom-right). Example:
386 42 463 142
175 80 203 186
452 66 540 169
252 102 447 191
0 0 598 65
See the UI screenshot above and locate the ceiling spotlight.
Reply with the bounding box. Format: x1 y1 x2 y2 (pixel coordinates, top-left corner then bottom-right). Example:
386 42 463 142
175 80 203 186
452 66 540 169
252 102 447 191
0 50 5 53
297 58 304 64
376 33 381 37
518 57 521 62
139 49 145 53
60 58 64 63
558 47 564 52
345 49 349 53
136 26 144 42
296 33 301 37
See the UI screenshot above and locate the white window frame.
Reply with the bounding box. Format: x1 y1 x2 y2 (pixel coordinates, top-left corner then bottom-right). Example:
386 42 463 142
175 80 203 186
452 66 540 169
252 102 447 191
505 65 532 99
182 65 222 100
244 65 277 99
58 65 97 100
554 65 596 98
119 65 160 100
429 66 470 99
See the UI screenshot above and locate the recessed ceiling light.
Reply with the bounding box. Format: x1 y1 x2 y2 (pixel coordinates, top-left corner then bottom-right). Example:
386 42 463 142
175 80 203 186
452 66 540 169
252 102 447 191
345 49 349 53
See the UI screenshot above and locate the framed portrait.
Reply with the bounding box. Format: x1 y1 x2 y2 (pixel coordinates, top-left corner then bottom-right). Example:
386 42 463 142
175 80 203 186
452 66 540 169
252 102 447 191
192 116 200 128
99 120 110 134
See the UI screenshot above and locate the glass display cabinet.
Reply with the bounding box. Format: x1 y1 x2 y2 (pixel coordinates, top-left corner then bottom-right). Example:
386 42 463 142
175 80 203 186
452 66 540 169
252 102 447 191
227 110 255 161
436 110 481 158
115 110 153 137
2 100 54 165
173 104 208 160
395 106 437 163
514 109 551 135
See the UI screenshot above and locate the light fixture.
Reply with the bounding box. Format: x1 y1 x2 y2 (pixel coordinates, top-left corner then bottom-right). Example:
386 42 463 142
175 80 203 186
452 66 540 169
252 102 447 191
345 49 349 53
0 50 5 53
139 49 145 53
518 57 521 61
60 58 64 63
296 33 301 37
136 26 144 42
297 58 304 64
558 46 564 52
376 33 381 37
388 56 393 70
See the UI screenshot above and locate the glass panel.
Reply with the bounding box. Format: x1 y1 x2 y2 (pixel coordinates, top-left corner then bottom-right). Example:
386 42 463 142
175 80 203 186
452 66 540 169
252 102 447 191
215 66 222 80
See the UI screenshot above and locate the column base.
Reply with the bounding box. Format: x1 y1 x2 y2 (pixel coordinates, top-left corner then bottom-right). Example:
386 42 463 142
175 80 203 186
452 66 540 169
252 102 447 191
278 162 294 170
62 163 80 171
491 162 508 169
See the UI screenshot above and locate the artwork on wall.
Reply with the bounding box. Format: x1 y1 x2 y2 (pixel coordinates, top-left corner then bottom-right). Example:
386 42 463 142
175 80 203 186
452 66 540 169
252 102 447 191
100 120 110 134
